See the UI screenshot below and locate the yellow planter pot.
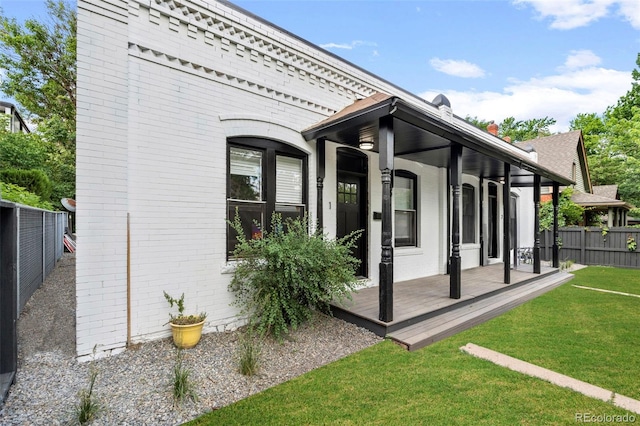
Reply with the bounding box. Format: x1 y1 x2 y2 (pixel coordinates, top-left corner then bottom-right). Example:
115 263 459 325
169 320 205 349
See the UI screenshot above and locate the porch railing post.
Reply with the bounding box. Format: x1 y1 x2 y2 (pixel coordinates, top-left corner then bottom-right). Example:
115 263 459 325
378 116 394 322
552 182 560 268
533 174 541 273
503 163 511 284
450 144 462 299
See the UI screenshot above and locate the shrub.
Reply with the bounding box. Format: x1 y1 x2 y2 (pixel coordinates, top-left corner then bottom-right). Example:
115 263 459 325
539 188 584 231
228 212 361 339
0 168 52 200
0 181 54 210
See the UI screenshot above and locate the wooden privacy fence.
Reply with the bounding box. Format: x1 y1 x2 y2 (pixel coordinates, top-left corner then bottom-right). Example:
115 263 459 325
540 227 640 268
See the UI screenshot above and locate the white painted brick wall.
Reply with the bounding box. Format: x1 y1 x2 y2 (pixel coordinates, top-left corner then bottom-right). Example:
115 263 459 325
77 0 519 355
77 0 130 357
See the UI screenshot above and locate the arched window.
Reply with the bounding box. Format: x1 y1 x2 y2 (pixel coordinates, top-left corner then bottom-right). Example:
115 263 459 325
462 184 476 244
227 137 308 257
395 170 417 247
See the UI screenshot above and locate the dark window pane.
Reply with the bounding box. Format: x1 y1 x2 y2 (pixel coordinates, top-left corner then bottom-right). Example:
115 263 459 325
394 176 414 210
229 147 262 200
276 204 304 224
462 184 475 244
227 202 265 256
395 210 416 247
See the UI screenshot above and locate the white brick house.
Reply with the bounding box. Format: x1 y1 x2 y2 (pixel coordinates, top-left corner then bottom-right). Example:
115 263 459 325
76 0 571 358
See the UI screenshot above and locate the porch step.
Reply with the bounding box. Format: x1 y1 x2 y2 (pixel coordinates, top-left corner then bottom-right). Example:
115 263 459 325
387 271 574 351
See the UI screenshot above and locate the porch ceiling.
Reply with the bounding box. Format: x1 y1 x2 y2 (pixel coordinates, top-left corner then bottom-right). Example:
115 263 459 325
302 95 573 187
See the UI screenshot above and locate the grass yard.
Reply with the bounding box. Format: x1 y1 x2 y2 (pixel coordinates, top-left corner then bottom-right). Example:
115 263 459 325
187 267 640 425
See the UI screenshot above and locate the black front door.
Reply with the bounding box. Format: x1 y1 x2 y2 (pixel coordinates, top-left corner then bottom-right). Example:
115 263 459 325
336 149 368 277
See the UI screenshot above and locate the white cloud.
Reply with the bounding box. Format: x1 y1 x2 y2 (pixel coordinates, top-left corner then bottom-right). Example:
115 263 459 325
320 42 353 50
420 59 632 132
430 58 486 78
561 50 602 70
320 40 377 50
618 0 640 28
514 0 640 30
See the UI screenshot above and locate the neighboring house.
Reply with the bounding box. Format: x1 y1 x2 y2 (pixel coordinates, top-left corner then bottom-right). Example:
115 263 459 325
0 101 30 134
572 185 633 227
516 132 632 233
76 0 571 358
514 130 592 248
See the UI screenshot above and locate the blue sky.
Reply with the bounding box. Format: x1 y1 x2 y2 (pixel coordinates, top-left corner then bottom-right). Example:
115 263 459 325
2 0 639 132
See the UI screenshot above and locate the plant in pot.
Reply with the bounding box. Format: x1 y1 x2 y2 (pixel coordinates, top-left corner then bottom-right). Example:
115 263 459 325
163 291 207 349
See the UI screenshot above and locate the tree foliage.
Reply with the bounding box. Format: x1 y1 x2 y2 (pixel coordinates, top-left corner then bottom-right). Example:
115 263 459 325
0 2 76 208
0 0 76 132
499 116 556 142
571 53 640 208
0 168 52 199
539 188 584 231
0 181 53 210
466 115 556 142
570 113 607 156
0 115 75 207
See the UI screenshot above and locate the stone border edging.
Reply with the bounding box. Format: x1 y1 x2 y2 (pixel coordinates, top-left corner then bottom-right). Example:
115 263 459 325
460 343 640 414
572 285 640 299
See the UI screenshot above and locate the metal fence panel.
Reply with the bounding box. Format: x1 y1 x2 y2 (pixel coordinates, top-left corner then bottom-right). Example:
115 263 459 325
18 209 43 312
45 213 56 277
15 206 66 314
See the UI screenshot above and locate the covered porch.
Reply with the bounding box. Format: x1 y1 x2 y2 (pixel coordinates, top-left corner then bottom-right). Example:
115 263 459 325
303 92 574 325
331 263 564 339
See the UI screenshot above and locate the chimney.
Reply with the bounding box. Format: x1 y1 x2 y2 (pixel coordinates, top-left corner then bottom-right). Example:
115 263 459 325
503 136 512 143
487 121 499 136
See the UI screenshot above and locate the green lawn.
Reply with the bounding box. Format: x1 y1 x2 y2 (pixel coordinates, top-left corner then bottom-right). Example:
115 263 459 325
187 267 640 425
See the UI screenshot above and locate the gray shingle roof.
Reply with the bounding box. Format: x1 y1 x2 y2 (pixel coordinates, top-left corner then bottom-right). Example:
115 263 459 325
516 130 582 181
592 185 619 199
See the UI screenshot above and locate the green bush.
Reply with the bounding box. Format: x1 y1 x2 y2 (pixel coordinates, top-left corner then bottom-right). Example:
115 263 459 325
0 181 54 210
0 168 52 200
228 212 361 339
539 188 584 231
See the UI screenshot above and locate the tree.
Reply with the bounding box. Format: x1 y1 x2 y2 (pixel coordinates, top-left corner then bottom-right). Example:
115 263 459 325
569 53 640 208
539 188 584 230
465 116 492 131
465 115 557 142
499 116 556 142
0 0 76 133
0 114 75 205
570 113 607 156
607 53 640 122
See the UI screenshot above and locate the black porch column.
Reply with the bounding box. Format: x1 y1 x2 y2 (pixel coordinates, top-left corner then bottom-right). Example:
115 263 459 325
479 177 484 266
552 182 560 268
533 174 541 274
316 138 325 232
503 164 511 284
450 144 462 299
379 116 394 322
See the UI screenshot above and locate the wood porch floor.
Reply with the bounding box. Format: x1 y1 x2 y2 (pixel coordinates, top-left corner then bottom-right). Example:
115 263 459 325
331 263 569 340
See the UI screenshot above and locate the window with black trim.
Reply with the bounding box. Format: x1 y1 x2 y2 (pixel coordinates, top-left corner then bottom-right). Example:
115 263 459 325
227 138 307 257
394 170 417 247
462 183 476 244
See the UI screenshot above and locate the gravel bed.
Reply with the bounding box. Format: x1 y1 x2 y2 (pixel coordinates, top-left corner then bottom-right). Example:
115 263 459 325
0 254 382 425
